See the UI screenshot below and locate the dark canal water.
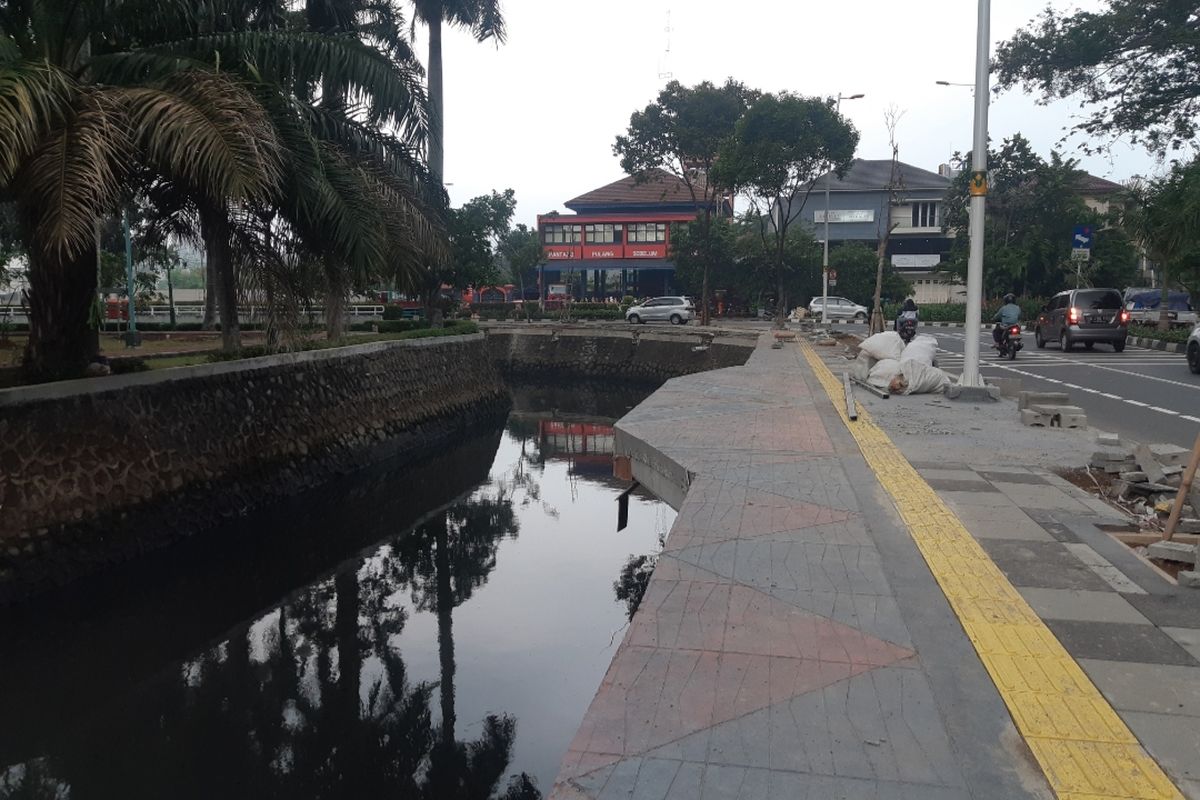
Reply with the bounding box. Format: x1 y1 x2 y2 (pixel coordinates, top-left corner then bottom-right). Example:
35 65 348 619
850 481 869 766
0 383 673 799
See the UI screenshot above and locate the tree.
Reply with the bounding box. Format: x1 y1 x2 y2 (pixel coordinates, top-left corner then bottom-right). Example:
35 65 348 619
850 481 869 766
940 135 1103 298
498 224 543 311
614 80 755 324
1128 159 1200 328
995 1 1200 154
716 92 858 326
829 242 911 310
410 0 506 181
0 0 281 377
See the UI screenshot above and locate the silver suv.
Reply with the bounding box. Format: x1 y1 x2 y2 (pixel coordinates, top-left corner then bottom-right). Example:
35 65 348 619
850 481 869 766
1188 324 1199 374
1035 288 1129 352
809 296 868 322
625 296 694 325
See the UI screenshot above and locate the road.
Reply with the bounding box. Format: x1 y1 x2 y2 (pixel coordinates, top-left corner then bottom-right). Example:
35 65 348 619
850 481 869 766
923 325 1200 449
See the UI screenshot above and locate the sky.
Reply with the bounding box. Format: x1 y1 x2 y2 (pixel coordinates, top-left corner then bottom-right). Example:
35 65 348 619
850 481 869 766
430 0 1164 228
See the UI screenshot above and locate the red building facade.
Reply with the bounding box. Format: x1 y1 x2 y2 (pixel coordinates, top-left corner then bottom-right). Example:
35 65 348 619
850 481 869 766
537 169 725 300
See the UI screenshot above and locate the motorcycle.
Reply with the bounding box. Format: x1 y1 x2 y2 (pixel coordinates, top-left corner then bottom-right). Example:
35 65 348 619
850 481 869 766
897 317 918 344
996 324 1023 360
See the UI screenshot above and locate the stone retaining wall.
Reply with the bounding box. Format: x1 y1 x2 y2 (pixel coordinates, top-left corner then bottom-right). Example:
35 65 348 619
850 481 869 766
0 334 508 602
484 324 757 383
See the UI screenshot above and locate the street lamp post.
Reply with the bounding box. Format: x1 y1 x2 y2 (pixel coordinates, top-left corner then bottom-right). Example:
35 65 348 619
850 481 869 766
822 92 864 326
958 0 990 390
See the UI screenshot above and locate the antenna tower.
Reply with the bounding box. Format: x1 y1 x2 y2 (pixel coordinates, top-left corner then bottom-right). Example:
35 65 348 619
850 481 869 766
657 9 673 81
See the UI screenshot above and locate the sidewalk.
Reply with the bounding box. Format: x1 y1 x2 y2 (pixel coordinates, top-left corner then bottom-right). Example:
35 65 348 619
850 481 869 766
550 334 1195 799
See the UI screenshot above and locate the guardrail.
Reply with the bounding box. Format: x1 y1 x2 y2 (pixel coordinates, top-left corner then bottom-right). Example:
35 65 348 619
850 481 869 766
0 304 389 323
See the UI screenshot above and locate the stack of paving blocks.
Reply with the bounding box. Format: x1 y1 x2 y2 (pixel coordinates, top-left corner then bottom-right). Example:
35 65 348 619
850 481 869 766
1018 391 1088 429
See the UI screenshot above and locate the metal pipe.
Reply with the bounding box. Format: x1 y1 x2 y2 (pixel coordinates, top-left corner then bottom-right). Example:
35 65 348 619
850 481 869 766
958 0 990 387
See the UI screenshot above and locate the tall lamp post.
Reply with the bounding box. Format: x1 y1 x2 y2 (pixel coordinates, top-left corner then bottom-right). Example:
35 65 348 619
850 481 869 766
957 0 991 390
821 92 865 325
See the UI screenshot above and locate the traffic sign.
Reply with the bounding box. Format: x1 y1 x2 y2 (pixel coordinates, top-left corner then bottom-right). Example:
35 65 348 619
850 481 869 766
1072 225 1094 250
1071 248 1091 262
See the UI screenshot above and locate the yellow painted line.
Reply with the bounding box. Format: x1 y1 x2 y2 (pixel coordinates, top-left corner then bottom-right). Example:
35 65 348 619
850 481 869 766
799 342 1182 800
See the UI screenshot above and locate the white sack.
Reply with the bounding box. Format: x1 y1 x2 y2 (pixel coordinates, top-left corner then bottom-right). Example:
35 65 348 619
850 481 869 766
859 331 904 361
850 351 877 383
900 360 952 394
868 358 902 388
900 334 938 366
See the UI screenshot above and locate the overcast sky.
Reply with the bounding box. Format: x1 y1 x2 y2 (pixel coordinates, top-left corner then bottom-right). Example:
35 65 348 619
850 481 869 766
431 0 1163 227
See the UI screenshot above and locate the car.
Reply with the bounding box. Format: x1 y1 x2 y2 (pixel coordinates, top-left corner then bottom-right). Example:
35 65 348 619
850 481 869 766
808 296 869 322
1123 288 1198 328
625 296 694 325
1188 324 1200 375
1035 288 1130 352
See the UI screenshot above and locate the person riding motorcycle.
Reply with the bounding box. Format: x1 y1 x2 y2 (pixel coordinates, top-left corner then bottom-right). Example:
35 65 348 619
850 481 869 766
894 298 919 332
993 294 1021 345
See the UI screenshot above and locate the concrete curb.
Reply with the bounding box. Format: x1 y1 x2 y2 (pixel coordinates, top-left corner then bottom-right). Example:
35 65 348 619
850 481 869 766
1126 335 1186 353
823 320 994 330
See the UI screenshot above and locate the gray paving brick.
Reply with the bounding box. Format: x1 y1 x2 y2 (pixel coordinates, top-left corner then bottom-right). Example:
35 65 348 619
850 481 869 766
1163 627 1200 662
1079 659 1200 716
975 471 1049 485
1047 621 1200 666
979 540 1113 591
1126 593 1200 629
1018 588 1151 624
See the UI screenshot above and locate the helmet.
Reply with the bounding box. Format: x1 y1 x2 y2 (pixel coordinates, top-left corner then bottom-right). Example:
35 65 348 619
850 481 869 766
1004 293 1015 304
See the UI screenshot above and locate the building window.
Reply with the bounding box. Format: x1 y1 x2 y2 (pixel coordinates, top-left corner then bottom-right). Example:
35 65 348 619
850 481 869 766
586 224 621 244
544 224 581 244
911 202 938 228
628 222 667 243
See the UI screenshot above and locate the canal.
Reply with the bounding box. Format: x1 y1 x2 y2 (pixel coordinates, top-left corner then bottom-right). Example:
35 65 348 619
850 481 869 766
0 382 673 799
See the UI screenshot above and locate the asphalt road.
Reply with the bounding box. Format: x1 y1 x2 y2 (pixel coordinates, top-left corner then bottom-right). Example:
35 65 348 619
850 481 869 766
920 325 1200 449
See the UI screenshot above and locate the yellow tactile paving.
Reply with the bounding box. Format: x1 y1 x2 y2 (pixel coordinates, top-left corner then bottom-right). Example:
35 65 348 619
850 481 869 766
799 342 1183 800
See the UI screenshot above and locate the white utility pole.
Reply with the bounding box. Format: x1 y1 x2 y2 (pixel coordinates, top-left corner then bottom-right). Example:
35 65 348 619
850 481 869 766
958 0 990 388
822 93 864 325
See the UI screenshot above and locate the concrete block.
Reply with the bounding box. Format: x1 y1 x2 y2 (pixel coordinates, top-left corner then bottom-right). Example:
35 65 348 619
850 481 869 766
1135 444 1167 484
1119 472 1149 483
1177 571 1200 589
991 376 1023 399
1092 446 1134 464
947 383 1000 401
1176 519 1200 534
1027 404 1087 429
1146 541 1198 565
1148 443 1191 468
1021 409 1052 427
1096 431 1122 448
1019 390 1071 411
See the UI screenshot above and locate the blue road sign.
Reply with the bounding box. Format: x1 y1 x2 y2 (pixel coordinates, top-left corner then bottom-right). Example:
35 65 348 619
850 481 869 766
1072 225 1094 250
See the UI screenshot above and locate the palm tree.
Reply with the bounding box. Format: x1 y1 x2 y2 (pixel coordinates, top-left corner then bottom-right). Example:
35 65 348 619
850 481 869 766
0 0 281 377
410 0 506 181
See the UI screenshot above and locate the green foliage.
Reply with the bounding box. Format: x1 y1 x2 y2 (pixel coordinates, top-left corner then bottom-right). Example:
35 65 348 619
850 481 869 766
879 299 1048 324
995 1 1200 154
940 134 1138 298
445 189 516 290
375 319 430 333
203 321 476 361
497 223 543 291
382 305 425 321
828 243 911 309
1128 324 1193 343
1128 158 1200 300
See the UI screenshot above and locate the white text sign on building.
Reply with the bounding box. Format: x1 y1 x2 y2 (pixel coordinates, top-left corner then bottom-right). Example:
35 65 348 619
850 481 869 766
891 254 942 269
814 210 875 224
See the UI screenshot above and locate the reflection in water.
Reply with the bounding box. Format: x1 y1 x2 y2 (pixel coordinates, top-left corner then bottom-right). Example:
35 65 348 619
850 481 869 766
0 383 671 798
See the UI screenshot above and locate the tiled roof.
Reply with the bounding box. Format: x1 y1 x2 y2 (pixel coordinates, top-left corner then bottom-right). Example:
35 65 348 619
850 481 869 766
817 159 952 192
565 168 710 210
1076 173 1125 196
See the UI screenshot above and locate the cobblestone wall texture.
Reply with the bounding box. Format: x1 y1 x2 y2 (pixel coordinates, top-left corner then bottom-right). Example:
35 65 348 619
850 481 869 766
0 335 508 602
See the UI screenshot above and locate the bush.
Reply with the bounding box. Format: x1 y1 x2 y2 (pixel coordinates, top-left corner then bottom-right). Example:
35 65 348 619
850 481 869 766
879 298 1047 324
374 320 429 334
1129 324 1193 343
565 308 622 320
109 358 149 374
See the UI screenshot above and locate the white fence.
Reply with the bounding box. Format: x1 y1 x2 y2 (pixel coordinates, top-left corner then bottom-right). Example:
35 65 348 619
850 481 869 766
0 305 388 324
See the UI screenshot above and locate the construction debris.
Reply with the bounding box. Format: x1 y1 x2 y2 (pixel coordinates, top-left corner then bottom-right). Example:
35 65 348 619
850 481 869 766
1018 391 1088 429
1091 437 1200 535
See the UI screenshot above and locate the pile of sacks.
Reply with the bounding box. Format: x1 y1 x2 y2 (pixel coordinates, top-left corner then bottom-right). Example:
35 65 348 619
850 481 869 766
850 331 952 395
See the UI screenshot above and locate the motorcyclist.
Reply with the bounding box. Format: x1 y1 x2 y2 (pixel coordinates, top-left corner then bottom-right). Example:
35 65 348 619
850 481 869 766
894 298 918 332
993 294 1022 345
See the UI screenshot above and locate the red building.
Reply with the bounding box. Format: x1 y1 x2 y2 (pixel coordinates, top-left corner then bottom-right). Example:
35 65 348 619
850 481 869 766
537 169 728 300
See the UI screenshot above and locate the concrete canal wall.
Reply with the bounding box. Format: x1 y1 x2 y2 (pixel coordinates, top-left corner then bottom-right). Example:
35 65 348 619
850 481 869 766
0 334 507 602
1 326 756 603
484 324 757 384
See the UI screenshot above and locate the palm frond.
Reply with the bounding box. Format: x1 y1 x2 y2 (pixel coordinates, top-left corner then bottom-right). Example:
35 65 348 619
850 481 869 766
121 71 281 205
150 31 429 142
0 60 76 184
17 88 130 260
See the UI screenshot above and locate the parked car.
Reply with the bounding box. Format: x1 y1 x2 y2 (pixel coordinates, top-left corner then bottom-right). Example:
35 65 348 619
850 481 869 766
808 296 869 322
625 296 694 325
1123 288 1198 328
1188 324 1200 375
1035 288 1130 352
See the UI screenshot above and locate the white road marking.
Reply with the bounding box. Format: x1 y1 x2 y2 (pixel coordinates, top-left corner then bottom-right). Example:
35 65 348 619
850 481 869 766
1148 407 1179 415
1183 415 1200 423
